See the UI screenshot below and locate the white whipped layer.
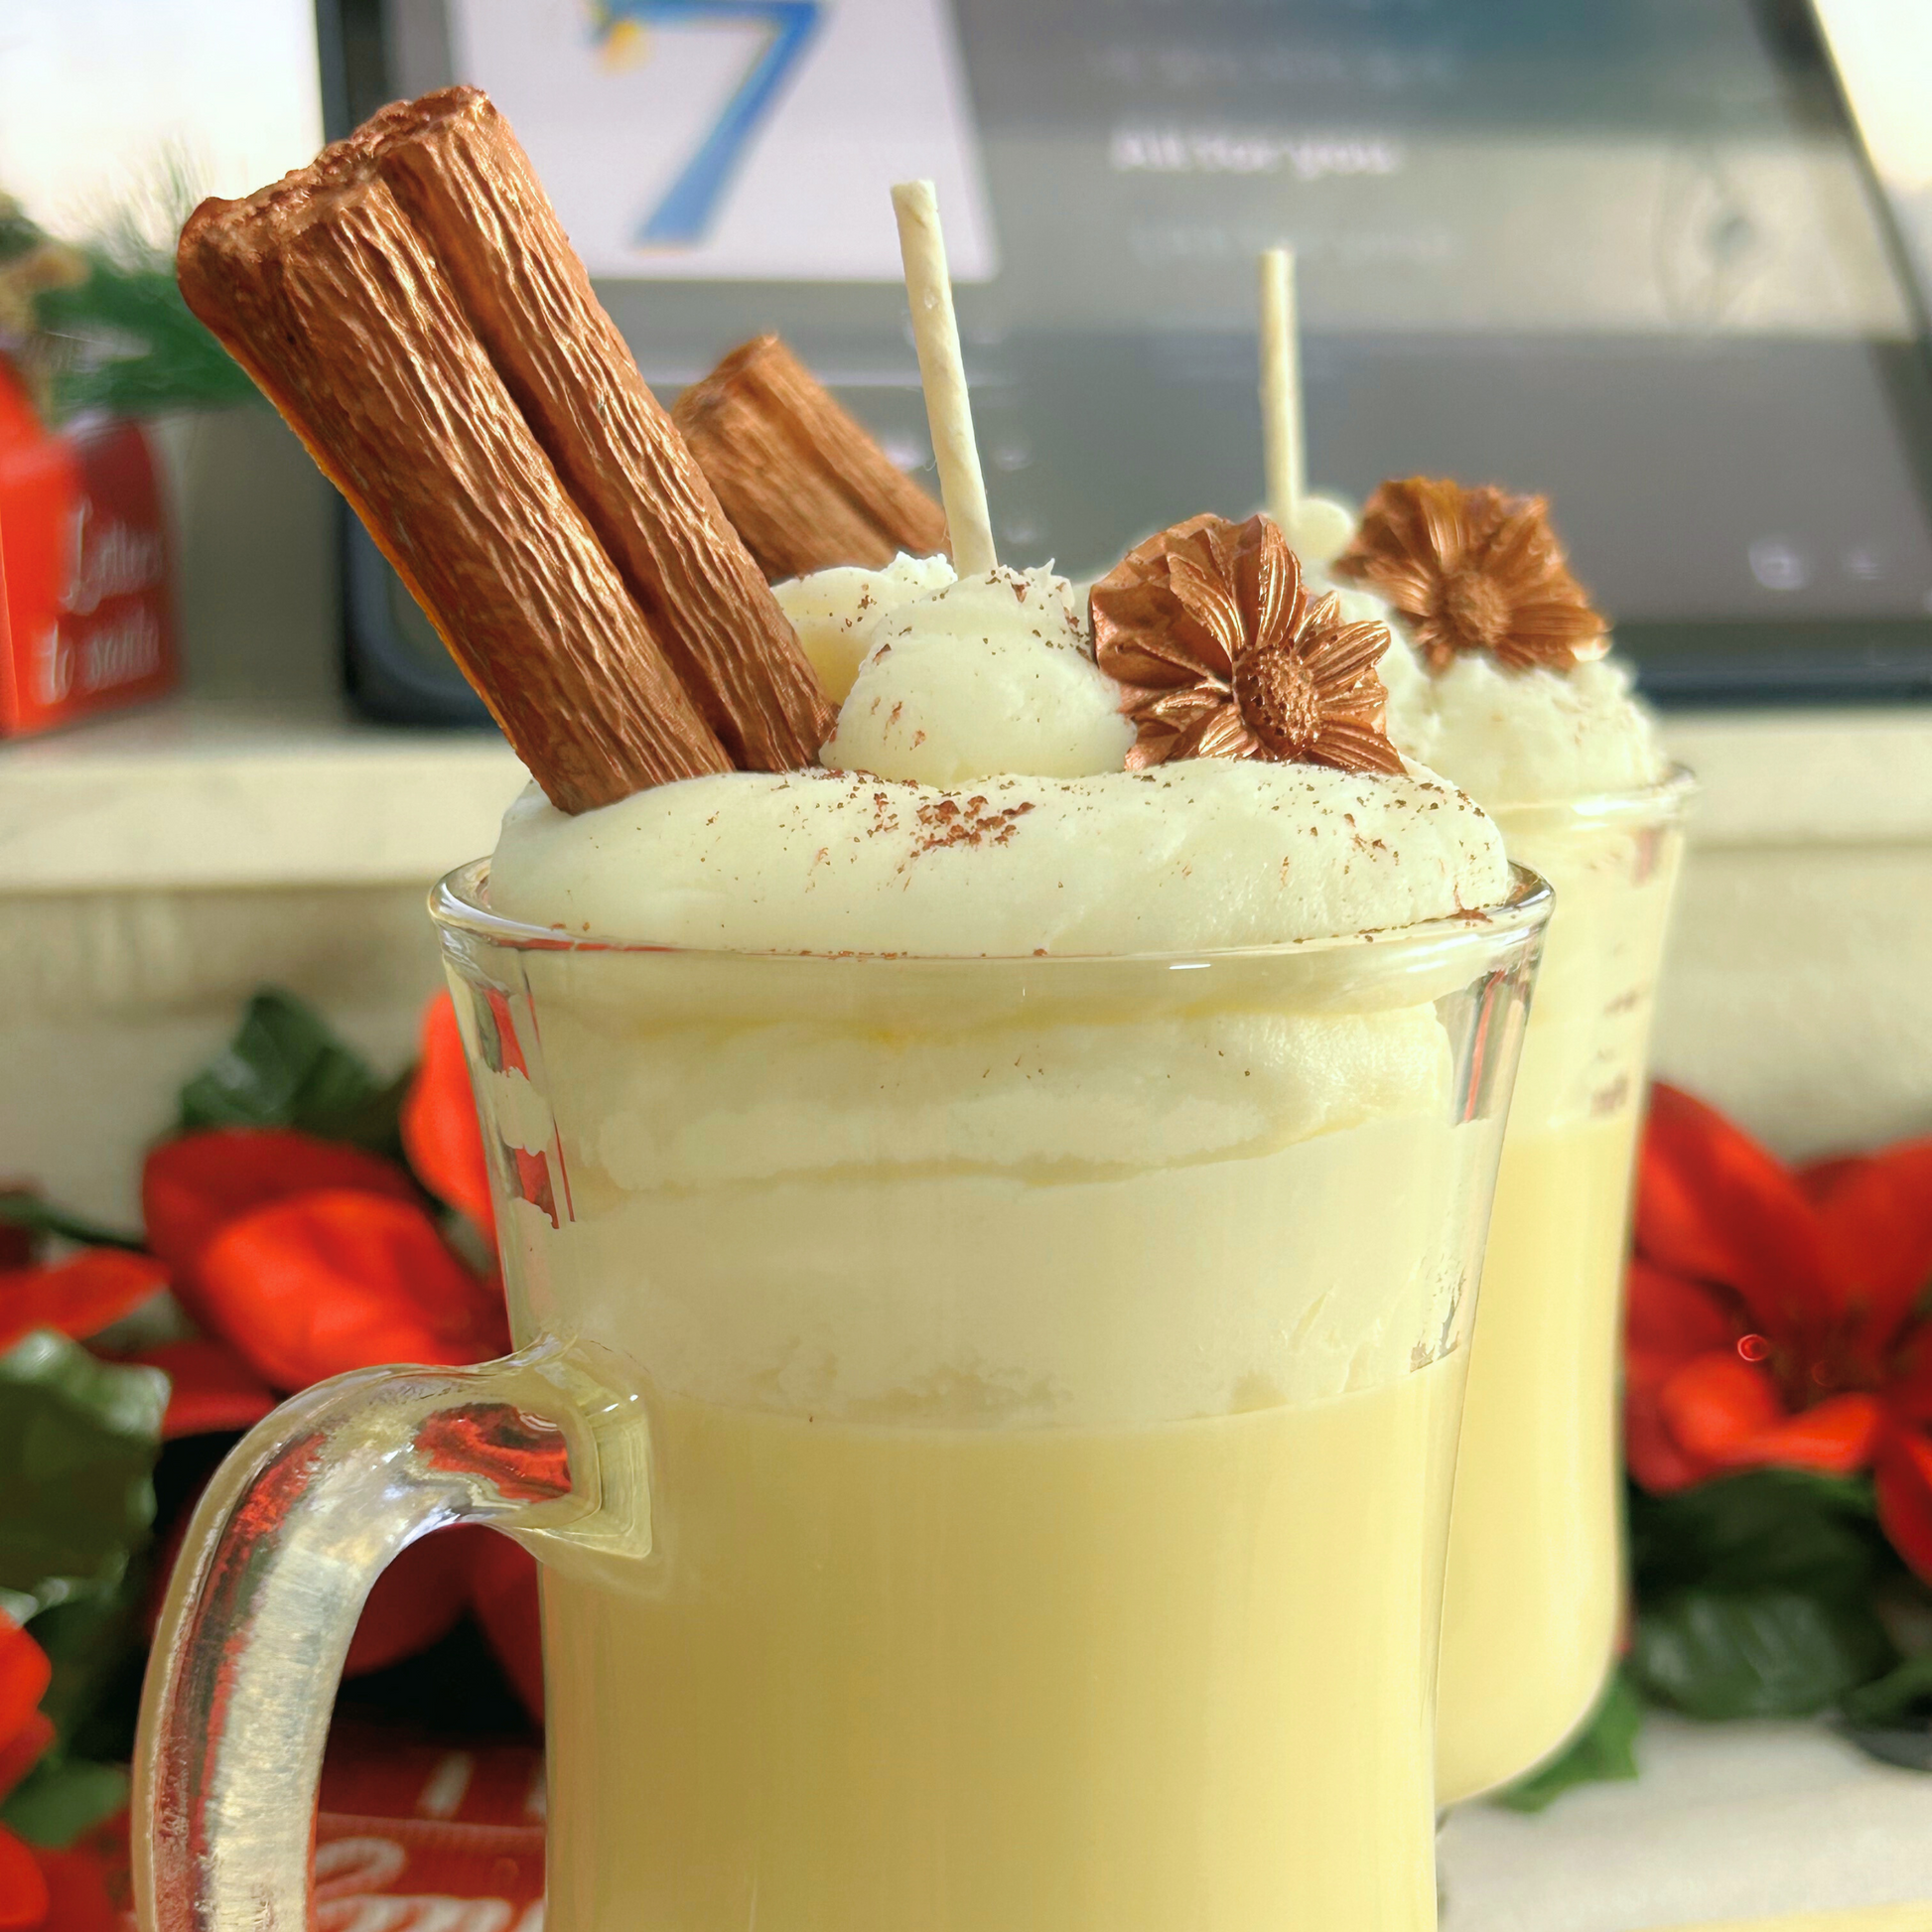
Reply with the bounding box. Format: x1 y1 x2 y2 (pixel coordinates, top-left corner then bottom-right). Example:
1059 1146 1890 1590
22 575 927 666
825 566 1135 784
514 1110 1480 1421
546 1001 1450 1194
489 759 1508 955
488 948 1485 1420
1496 805 1685 1130
1299 501 1682 1140
771 551 956 704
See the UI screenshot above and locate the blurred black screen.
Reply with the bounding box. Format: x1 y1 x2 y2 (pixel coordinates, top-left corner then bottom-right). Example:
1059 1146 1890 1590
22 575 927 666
354 0 1932 705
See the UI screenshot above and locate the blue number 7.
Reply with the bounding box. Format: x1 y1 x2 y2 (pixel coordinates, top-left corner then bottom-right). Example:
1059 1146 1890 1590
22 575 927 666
601 1 824 247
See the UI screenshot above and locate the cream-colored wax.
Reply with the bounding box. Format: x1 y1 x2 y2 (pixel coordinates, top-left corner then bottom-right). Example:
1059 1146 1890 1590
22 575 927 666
544 1355 1465 1932
477 554 1526 1917
470 939 1506 1927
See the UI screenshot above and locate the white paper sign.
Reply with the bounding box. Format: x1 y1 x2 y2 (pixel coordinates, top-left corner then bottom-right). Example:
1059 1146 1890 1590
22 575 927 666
0 0 323 245
449 0 996 282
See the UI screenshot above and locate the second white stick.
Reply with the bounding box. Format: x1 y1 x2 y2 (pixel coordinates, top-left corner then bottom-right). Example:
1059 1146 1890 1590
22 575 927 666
892 179 997 576
1259 247 1305 540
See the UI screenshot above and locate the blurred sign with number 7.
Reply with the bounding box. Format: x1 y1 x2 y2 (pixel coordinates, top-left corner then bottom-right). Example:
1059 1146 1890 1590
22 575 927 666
448 0 996 281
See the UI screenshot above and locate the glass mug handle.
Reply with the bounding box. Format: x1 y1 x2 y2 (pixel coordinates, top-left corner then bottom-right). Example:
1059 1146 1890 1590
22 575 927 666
132 1339 648 1932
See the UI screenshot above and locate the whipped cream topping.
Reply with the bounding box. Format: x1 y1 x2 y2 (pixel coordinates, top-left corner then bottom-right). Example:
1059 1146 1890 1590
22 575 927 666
1281 493 1358 572
771 551 955 704
485 534 1523 1426
825 566 1136 784
1374 628 1668 806
490 759 1507 955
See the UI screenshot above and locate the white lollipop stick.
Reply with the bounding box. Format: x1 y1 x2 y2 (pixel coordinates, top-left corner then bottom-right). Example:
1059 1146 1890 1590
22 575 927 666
1259 247 1306 539
892 179 997 576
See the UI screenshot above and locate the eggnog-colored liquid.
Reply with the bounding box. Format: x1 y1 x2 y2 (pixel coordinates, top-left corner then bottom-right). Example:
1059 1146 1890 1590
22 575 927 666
544 1352 1465 1932
1435 1114 1637 1803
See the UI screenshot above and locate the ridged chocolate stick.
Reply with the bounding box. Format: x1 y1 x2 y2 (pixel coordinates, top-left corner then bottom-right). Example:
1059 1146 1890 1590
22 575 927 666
672 335 951 581
362 88 835 766
178 164 730 814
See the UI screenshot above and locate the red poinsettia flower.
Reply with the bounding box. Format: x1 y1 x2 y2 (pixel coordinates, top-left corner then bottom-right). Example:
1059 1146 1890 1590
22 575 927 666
1626 1083 1932 1584
143 1129 421 1327
402 994 495 1238
128 1338 277 1440
0 1611 122 1932
138 1122 509 1394
21 1828 122 1932
190 1188 509 1392
0 1610 54 1931
131 1065 530 1700
0 1237 280 1443
0 1249 168 1357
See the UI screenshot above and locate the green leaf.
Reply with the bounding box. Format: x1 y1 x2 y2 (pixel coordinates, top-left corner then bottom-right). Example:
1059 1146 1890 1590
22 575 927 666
0 1192 145 1254
29 1566 149 1756
0 1755 129 1849
0 1331 164 1612
1840 1651 1932 1727
1628 1469 1885 1600
1492 1669 1645 1813
1632 1586 1897 1719
178 988 405 1156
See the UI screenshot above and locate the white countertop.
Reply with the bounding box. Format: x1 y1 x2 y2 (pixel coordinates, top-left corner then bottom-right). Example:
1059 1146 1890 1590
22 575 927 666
1441 1716 1932 1931
3 699 1932 897
0 696 526 893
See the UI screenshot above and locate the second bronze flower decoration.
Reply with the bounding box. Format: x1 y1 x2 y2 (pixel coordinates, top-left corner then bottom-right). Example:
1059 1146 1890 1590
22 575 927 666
1331 477 1608 672
1091 512 1406 775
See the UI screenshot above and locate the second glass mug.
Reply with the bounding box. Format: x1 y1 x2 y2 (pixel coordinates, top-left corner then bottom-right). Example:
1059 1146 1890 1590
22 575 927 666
1436 772 1694 1802
137 859 1550 1932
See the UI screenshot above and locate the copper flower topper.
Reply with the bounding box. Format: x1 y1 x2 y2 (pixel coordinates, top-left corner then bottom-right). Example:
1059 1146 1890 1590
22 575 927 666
1091 512 1405 775
1330 477 1608 673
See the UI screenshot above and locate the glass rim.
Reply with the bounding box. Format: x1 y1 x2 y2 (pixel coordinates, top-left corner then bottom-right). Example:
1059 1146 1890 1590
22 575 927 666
430 857 1553 968
1484 761 1698 832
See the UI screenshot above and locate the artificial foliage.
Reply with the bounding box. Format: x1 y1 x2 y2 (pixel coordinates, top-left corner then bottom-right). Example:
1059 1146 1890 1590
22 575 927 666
0 988 525 1929
0 1335 164 1616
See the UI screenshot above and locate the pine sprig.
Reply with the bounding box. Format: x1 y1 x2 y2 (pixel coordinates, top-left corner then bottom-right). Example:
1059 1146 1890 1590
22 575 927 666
34 262 258 417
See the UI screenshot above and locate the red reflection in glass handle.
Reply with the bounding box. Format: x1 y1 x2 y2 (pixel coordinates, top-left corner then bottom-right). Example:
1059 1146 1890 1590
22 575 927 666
134 1345 624 1932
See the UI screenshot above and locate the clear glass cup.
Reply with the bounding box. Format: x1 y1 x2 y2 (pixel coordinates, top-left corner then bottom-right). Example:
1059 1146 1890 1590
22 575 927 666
137 858 1550 1932
1435 771 1695 1804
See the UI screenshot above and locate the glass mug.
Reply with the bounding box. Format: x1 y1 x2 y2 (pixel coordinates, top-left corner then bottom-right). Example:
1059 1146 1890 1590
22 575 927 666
1437 771 1694 1803
137 858 1550 1932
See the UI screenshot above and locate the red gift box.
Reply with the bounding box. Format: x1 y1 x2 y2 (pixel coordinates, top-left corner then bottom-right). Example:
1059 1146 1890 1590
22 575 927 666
0 355 177 738
47 1733 548 1932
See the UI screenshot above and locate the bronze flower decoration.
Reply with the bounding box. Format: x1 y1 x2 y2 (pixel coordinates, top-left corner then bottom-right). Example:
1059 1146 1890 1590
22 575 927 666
1330 477 1608 673
1091 512 1405 775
